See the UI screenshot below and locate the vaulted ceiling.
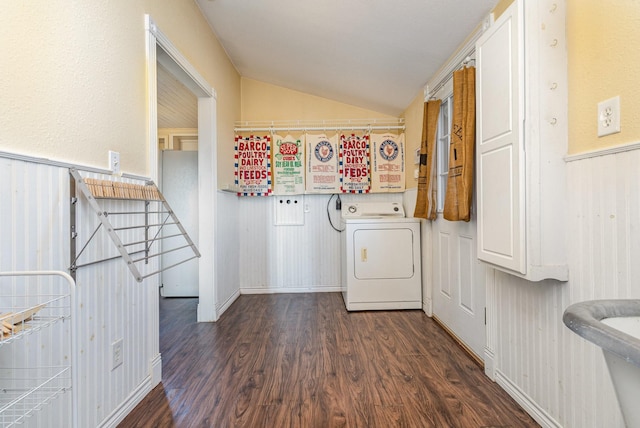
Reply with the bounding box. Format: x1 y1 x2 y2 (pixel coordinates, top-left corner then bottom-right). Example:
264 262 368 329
195 0 497 116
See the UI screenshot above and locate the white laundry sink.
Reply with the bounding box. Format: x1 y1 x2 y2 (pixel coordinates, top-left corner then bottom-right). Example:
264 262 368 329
563 300 640 428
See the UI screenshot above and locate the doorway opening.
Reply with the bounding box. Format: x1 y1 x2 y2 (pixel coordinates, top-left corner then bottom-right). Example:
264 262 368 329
146 15 218 324
157 56 200 297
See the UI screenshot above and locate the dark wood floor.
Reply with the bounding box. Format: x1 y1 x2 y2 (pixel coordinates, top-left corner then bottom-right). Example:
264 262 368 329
119 293 538 428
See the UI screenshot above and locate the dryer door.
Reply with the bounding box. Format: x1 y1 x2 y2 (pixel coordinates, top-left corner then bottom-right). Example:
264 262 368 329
353 228 415 279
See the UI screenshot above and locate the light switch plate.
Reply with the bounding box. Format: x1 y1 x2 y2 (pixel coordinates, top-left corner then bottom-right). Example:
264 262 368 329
597 96 621 137
109 150 121 174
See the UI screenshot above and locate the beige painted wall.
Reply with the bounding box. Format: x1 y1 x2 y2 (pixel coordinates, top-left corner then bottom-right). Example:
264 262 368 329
241 78 407 188
567 0 640 154
401 93 425 189
0 0 240 179
241 78 397 122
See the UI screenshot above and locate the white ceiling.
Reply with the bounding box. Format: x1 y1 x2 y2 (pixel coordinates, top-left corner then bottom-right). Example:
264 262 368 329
195 0 497 116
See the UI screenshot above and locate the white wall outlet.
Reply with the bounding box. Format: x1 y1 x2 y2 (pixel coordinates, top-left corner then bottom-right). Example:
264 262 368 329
112 338 123 370
109 150 121 174
597 96 621 137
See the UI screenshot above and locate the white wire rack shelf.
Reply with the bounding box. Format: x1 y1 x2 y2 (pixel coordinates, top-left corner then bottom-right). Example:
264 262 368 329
0 367 71 427
0 272 76 428
0 294 70 347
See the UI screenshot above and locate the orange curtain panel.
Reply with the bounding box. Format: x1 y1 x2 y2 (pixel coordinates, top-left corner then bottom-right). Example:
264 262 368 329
414 99 441 220
443 66 475 222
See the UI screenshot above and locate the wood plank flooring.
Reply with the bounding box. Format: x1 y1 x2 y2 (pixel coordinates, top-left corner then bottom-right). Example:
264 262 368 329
119 293 538 427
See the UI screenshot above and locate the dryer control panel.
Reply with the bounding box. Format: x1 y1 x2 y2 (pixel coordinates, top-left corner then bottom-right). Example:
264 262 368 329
341 202 405 218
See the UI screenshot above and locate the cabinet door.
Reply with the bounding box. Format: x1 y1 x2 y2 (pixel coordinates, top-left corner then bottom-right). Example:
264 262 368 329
476 0 525 274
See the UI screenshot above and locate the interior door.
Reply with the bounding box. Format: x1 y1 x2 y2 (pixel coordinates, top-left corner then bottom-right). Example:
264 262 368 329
432 214 486 360
161 150 199 297
431 82 486 361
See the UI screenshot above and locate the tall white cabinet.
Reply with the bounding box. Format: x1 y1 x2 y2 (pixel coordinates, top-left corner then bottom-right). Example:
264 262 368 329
475 0 568 282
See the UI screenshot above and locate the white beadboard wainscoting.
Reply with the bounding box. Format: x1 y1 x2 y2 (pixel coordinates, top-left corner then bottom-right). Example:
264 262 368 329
215 190 241 315
0 160 74 427
238 192 405 294
0 157 161 427
486 146 640 428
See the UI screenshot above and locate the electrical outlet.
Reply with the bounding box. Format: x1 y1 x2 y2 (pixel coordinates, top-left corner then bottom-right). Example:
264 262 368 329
597 96 621 137
109 150 121 174
112 338 123 370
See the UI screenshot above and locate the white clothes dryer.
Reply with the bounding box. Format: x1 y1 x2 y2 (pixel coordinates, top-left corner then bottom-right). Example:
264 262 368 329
341 202 422 311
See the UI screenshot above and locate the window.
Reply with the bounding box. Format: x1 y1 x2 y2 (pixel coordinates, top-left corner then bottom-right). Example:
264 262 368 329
436 94 453 212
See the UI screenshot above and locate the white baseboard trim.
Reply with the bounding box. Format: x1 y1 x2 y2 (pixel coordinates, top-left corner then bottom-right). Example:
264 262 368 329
241 286 342 294
495 370 562 428
216 289 240 318
422 297 433 317
483 347 495 380
97 375 154 428
197 300 218 322
150 353 162 386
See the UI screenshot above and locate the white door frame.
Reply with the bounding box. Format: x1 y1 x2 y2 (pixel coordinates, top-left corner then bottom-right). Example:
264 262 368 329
145 16 218 329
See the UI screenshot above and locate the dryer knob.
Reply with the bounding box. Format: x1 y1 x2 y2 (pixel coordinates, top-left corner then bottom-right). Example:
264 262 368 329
348 205 357 213
394 206 399 212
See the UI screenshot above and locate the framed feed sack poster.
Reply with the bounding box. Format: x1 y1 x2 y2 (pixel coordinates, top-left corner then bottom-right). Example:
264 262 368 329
305 133 340 193
340 133 370 193
370 132 405 192
234 135 272 196
272 134 305 195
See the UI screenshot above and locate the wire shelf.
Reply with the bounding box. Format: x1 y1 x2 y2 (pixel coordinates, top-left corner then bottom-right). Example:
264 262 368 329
0 367 71 427
0 294 71 347
0 272 76 427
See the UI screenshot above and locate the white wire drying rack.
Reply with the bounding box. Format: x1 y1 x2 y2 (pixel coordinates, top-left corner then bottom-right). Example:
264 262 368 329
0 271 77 428
69 168 200 283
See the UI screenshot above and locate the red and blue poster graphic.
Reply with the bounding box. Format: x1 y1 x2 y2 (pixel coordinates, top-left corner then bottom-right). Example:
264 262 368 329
370 133 405 192
234 135 272 196
272 134 305 195
306 133 340 193
339 134 370 193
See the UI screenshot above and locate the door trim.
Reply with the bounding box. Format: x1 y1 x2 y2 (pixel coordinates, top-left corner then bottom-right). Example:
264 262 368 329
145 16 218 328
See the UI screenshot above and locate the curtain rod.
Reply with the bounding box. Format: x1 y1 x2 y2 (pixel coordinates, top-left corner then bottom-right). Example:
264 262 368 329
234 125 405 133
428 54 476 99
